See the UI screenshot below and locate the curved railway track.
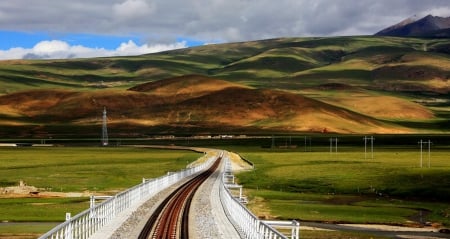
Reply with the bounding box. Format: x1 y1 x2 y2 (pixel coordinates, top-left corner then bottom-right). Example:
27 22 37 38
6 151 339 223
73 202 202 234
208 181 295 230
138 156 222 239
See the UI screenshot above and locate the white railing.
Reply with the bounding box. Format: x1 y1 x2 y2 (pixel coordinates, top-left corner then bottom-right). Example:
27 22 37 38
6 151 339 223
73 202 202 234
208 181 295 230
219 155 299 239
39 153 217 239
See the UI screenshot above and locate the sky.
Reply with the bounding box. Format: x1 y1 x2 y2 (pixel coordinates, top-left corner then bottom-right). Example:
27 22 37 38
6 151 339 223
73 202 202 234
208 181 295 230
0 0 449 60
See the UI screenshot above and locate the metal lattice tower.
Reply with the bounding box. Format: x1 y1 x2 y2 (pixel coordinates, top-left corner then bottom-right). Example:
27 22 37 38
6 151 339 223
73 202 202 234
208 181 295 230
102 107 108 146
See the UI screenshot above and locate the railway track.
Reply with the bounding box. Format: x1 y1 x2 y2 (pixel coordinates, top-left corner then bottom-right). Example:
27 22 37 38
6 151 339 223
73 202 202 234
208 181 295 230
138 156 222 239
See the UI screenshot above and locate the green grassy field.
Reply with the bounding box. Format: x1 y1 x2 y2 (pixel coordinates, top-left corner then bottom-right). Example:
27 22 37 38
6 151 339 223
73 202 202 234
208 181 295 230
0 222 58 239
0 147 200 230
234 146 450 227
0 198 89 222
0 147 200 192
1 139 449 238
298 230 389 239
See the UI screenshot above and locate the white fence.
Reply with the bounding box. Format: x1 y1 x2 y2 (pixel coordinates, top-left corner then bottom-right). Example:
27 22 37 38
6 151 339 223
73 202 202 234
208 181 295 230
39 149 299 239
38 152 216 239
219 155 299 239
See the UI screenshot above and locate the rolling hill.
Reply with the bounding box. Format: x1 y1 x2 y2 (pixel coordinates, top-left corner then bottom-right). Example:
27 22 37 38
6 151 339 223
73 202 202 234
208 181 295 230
0 36 449 137
0 75 410 136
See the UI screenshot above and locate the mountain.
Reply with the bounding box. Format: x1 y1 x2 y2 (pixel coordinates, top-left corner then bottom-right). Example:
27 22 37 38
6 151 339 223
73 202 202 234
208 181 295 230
0 36 449 137
375 15 450 37
0 75 413 136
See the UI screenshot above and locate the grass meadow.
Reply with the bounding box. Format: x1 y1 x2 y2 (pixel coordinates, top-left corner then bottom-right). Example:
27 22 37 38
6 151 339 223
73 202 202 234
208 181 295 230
234 146 450 228
0 140 449 238
0 146 200 237
0 147 200 192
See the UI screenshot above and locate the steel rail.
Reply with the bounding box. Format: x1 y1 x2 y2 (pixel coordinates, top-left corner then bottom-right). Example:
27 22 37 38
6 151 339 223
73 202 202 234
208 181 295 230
139 156 221 239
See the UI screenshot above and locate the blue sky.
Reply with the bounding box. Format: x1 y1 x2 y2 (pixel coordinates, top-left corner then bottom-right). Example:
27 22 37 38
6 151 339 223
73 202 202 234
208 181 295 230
0 31 205 50
0 0 448 60
0 30 205 59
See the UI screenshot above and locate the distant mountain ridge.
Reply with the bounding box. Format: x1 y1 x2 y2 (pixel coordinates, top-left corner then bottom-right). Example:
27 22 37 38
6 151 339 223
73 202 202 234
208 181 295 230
375 14 450 37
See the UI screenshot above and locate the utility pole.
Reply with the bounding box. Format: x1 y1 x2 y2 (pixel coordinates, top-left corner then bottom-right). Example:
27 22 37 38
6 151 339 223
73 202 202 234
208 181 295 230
363 136 375 159
418 140 432 168
371 136 374 159
418 140 423 168
304 136 311 152
102 107 108 146
427 140 432 168
329 138 338 154
336 137 338 153
304 136 307 152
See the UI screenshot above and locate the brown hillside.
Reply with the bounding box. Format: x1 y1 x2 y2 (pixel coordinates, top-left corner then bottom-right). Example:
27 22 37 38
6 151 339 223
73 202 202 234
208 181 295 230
158 87 408 133
0 78 409 133
129 74 250 98
327 95 434 120
0 90 78 117
301 88 434 120
0 89 166 122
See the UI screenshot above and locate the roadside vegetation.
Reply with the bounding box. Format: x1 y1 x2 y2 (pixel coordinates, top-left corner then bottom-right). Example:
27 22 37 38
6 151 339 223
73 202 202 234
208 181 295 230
234 145 450 227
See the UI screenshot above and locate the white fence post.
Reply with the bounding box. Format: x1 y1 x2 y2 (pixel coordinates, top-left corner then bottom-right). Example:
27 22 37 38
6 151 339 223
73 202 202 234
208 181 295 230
65 213 72 239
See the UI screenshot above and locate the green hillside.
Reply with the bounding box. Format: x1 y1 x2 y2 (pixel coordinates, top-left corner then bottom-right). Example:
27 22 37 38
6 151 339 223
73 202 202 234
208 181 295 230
1 36 449 94
0 36 449 136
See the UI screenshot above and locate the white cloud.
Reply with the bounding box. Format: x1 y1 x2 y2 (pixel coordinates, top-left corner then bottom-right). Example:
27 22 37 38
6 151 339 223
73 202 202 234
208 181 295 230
33 40 70 53
423 7 450 18
116 40 187 55
0 47 29 60
113 0 155 20
0 40 187 60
